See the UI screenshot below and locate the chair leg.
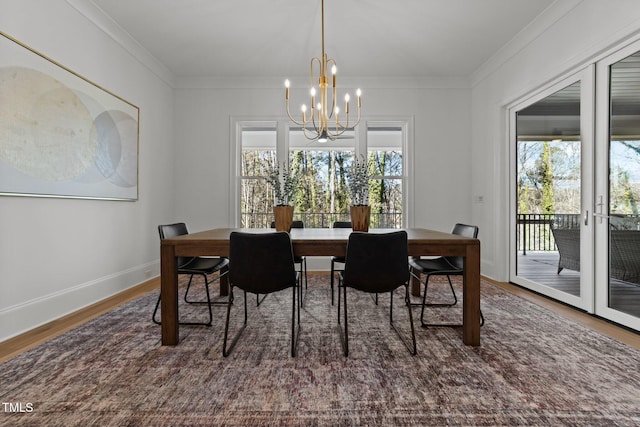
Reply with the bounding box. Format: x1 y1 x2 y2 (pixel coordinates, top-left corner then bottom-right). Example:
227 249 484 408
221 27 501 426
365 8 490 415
185 273 228 306
295 260 307 307
152 292 162 325
152 279 213 326
389 286 417 355
444 275 458 306
336 277 349 357
183 274 195 302
303 257 308 289
420 276 485 328
369 293 379 305
256 293 267 306
330 260 335 306
423 274 458 307
203 276 213 326
291 280 301 357
223 288 248 357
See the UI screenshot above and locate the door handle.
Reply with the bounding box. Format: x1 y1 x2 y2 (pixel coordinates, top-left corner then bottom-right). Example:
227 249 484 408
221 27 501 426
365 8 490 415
593 212 609 223
584 210 588 226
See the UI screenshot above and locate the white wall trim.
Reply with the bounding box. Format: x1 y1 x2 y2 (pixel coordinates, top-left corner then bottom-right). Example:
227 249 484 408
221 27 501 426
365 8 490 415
65 0 175 87
176 75 470 90
0 260 159 342
471 0 583 87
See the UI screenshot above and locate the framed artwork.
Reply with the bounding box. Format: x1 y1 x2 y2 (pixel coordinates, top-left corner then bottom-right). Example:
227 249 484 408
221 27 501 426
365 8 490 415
0 32 139 201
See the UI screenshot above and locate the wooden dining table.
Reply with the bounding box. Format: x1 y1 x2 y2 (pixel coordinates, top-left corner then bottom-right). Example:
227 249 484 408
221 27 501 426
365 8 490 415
160 227 481 346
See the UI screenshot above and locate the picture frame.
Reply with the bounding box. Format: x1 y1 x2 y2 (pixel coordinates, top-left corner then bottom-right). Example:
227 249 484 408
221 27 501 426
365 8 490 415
0 32 139 201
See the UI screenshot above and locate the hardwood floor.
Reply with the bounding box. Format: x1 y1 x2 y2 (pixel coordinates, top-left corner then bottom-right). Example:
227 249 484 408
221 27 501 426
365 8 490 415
486 277 640 350
1 273 639 364
0 278 159 363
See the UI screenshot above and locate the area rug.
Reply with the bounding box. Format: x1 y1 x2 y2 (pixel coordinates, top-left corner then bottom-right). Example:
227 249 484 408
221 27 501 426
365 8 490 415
2 274 640 426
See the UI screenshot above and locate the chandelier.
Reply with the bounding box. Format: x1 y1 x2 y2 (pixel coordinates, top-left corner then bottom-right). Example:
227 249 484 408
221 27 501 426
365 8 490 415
284 0 362 143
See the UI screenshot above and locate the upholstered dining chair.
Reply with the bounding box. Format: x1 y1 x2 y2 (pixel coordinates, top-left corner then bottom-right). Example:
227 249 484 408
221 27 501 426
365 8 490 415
152 222 229 326
329 221 352 305
270 220 307 302
409 223 485 327
223 231 301 357
337 231 416 356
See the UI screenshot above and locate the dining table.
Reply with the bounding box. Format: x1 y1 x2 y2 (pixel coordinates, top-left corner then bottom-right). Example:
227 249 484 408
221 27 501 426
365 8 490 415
159 227 481 346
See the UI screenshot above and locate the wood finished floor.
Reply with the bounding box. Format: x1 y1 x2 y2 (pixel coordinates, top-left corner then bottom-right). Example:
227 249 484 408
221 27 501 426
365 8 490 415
1 272 640 364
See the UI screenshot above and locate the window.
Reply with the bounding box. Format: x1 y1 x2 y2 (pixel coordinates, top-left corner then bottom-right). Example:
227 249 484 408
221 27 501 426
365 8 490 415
234 119 410 228
288 128 355 227
239 126 276 228
368 127 404 228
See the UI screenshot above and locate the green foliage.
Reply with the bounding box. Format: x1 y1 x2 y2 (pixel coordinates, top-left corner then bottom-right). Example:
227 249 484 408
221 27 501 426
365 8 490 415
241 148 403 228
540 142 554 214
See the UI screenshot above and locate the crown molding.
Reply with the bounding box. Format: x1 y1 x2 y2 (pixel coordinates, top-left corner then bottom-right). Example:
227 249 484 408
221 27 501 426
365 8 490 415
174 75 471 90
65 0 175 87
470 0 583 88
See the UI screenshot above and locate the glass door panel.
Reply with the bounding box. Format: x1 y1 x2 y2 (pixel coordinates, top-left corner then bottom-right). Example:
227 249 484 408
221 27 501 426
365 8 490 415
510 69 594 311
595 47 640 329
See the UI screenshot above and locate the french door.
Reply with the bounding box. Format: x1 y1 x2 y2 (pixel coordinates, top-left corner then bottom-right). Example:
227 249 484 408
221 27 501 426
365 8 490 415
509 67 594 312
594 43 640 330
510 41 640 331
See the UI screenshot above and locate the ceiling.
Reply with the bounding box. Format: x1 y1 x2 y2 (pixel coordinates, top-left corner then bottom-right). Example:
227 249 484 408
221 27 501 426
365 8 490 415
90 0 557 79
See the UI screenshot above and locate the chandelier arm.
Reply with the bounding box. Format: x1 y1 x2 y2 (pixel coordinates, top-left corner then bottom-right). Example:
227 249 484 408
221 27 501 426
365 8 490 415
309 107 320 135
310 57 321 89
284 0 362 143
336 104 361 129
285 101 305 126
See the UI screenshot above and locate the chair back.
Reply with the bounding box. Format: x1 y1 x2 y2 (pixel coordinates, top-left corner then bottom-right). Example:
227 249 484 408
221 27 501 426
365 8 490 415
158 223 193 269
445 223 479 270
333 221 352 229
229 231 297 294
343 231 409 293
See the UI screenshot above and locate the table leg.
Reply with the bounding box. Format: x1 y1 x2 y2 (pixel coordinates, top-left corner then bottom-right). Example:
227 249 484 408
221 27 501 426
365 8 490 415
161 243 179 345
409 260 421 297
463 242 481 346
219 264 229 296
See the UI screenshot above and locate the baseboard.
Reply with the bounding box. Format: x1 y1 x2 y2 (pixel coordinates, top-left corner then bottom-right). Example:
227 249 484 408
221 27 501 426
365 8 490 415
0 261 159 345
0 274 159 363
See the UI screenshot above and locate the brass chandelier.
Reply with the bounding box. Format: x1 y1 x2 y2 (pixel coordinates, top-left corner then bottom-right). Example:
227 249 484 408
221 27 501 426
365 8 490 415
284 0 362 143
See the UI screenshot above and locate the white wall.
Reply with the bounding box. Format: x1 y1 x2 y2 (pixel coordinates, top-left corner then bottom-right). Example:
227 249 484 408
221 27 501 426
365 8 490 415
0 0 176 341
173 82 473 234
9 0 631 341
471 0 640 281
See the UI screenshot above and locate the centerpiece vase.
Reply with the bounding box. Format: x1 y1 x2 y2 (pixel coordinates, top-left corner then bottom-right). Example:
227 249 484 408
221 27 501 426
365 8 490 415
273 205 294 232
350 205 371 232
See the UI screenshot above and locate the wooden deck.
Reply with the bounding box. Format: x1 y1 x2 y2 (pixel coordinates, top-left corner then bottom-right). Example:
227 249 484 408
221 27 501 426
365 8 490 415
516 251 640 318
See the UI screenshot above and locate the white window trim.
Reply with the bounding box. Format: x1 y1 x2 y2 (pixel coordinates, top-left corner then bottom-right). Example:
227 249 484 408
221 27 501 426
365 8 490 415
230 115 414 228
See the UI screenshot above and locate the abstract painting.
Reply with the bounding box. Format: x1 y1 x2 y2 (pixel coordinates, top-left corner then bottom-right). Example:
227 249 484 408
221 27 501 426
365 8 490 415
0 32 139 201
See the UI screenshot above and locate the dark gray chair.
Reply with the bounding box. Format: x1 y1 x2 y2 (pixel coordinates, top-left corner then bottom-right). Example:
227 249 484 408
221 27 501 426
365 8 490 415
270 220 307 305
337 231 416 356
409 223 484 327
152 222 228 326
223 231 301 357
330 221 352 305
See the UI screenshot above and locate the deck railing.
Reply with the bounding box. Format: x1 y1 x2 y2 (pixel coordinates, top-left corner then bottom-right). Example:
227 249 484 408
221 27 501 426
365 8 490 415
517 213 580 254
241 211 403 229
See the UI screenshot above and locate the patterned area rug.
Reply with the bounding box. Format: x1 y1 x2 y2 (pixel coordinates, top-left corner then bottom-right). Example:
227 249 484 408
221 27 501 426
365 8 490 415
2 273 640 426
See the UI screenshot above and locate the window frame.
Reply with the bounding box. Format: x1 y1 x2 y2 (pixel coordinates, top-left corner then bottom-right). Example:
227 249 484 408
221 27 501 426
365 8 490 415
231 116 414 228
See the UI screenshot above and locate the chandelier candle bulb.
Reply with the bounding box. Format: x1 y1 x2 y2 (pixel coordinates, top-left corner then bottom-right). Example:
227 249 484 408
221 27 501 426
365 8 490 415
283 0 362 142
